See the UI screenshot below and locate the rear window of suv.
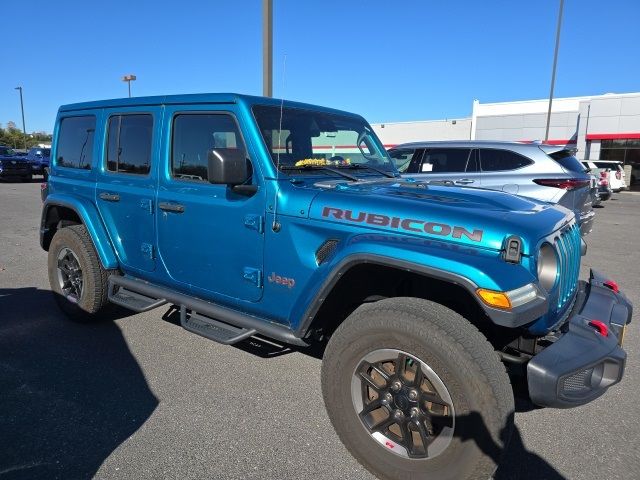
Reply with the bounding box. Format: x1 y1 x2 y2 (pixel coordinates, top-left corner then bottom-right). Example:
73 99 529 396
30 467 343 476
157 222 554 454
56 116 96 169
479 148 532 171
549 150 586 173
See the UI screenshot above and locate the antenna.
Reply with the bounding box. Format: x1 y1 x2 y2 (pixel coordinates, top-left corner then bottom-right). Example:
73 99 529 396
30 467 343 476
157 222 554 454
272 54 287 233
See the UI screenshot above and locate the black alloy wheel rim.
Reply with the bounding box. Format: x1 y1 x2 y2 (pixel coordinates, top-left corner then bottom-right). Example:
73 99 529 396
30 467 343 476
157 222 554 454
56 247 84 303
351 349 455 459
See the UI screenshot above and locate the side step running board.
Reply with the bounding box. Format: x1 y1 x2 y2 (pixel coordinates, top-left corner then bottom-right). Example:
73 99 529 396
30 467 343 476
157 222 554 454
180 306 257 345
107 275 307 347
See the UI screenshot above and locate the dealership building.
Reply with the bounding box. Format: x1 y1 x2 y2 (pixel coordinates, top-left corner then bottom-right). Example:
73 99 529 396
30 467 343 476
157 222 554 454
372 91 640 185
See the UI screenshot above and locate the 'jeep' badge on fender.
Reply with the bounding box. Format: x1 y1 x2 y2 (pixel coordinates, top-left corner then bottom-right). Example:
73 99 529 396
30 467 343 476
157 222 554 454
268 272 296 289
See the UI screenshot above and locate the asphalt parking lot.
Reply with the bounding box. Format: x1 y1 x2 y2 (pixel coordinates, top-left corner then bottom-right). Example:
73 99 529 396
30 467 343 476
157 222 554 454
0 181 638 480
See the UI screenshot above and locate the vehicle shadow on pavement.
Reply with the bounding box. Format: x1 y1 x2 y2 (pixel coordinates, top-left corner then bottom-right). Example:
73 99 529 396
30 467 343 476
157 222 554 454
0 287 158 480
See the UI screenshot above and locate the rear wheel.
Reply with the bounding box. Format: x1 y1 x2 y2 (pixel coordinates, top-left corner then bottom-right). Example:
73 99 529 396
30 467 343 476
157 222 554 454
322 297 514 480
48 224 115 322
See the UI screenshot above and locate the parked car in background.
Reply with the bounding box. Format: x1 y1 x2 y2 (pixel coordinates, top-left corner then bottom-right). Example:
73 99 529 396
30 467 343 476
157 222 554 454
583 160 626 192
26 147 51 180
389 141 595 235
0 145 32 181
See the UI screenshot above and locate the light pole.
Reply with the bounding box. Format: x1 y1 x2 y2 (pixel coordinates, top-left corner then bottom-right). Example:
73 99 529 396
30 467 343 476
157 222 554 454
14 86 27 150
544 0 564 142
263 0 272 97
122 74 137 98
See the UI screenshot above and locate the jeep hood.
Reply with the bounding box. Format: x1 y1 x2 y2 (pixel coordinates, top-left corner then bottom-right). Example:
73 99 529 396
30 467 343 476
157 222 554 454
308 179 572 254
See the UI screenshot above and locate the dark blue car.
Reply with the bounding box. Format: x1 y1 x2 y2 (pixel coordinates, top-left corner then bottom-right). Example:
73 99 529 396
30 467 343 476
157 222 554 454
26 147 51 179
0 145 32 181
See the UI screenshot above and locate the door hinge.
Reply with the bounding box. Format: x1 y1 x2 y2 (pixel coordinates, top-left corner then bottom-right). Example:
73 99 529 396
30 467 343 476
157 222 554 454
244 214 264 234
140 198 153 214
242 267 263 288
141 243 154 260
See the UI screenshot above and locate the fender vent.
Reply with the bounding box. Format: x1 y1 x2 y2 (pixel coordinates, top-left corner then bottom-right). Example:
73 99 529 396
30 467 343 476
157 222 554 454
316 239 339 265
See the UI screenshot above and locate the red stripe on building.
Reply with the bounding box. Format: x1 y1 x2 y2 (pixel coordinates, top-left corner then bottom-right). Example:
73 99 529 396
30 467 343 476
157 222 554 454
585 132 640 140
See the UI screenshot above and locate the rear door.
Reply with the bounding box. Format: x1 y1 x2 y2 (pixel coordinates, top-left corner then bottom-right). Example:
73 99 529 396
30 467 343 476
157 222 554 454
477 148 537 196
95 108 160 273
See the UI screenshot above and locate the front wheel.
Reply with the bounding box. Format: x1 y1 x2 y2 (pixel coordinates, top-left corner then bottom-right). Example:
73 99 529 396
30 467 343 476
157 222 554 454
321 297 514 480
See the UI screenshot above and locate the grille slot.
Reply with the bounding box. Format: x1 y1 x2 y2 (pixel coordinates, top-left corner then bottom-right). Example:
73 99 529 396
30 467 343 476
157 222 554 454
554 224 581 310
561 368 594 393
315 239 339 265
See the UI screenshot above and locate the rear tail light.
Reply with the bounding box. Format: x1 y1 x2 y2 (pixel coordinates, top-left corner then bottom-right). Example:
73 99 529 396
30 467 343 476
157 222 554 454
533 178 590 190
616 170 622 180
599 178 609 186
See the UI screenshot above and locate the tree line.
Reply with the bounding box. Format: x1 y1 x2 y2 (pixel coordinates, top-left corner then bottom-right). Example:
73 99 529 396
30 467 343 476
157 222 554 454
0 121 52 150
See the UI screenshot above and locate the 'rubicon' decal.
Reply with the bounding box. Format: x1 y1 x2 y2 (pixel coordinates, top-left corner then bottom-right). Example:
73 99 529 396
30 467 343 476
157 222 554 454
322 206 483 242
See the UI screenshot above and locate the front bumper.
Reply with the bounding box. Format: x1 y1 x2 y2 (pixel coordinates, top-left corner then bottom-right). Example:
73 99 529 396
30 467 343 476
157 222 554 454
527 270 632 408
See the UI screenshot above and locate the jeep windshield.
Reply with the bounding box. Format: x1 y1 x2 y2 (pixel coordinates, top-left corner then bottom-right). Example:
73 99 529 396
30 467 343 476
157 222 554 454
253 105 397 177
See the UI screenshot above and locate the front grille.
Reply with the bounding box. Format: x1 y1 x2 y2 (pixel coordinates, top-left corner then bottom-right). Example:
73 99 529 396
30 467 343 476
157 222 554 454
554 223 581 309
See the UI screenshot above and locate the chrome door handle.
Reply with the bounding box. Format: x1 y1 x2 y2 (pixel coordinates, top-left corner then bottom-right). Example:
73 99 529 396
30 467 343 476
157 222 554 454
99 192 120 202
159 202 185 213
455 179 474 185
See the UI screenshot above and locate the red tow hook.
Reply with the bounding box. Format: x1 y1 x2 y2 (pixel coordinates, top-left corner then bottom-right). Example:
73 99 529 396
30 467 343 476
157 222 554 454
588 320 609 337
603 280 619 293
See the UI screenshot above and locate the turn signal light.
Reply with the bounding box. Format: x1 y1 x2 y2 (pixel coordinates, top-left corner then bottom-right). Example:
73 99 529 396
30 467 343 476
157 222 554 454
476 289 512 309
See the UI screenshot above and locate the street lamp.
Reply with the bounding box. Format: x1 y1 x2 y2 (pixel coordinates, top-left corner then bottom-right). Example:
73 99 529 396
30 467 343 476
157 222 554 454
14 86 27 150
544 0 565 142
122 74 137 98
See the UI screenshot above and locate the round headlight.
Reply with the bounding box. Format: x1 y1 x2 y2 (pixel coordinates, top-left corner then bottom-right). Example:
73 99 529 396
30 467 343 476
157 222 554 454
537 243 558 291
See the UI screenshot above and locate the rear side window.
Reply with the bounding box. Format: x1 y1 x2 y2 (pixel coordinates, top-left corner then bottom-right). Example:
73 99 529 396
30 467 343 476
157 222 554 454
549 150 586 173
479 149 532 171
421 148 471 173
171 113 246 182
388 149 417 173
106 114 153 174
56 116 96 169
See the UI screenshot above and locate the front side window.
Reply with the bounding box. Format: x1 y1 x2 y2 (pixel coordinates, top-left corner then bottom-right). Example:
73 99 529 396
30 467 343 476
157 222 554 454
56 116 95 169
171 113 246 182
106 114 153 174
480 149 532 172
421 148 471 173
253 105 395 175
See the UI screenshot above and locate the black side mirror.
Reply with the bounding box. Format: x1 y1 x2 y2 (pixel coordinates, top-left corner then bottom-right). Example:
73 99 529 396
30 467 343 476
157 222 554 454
207 148 247 185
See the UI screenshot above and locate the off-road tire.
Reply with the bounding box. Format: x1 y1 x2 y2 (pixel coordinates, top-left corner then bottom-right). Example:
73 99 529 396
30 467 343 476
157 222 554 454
48 224 115 322
322 297 514 480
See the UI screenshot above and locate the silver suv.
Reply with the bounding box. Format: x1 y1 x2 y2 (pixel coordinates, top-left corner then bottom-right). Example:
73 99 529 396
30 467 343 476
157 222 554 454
389 141 594 235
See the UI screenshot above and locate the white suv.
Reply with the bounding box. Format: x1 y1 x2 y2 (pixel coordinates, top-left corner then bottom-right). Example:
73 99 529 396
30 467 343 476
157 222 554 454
583 161 627 192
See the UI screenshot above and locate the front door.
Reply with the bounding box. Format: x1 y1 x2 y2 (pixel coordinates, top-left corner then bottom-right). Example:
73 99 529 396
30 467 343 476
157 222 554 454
96 108 160 273
412 148 484 187
156 106 265 303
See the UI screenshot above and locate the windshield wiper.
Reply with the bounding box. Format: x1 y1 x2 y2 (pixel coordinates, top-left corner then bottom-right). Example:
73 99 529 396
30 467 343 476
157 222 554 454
280 164 359 182
340 163 397 178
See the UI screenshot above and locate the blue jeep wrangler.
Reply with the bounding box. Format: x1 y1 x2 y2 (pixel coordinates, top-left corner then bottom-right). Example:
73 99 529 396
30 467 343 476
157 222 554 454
40 94 631 480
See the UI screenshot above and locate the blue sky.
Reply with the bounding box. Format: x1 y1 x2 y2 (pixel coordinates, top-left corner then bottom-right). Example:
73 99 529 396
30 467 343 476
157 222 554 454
1 0 639 133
